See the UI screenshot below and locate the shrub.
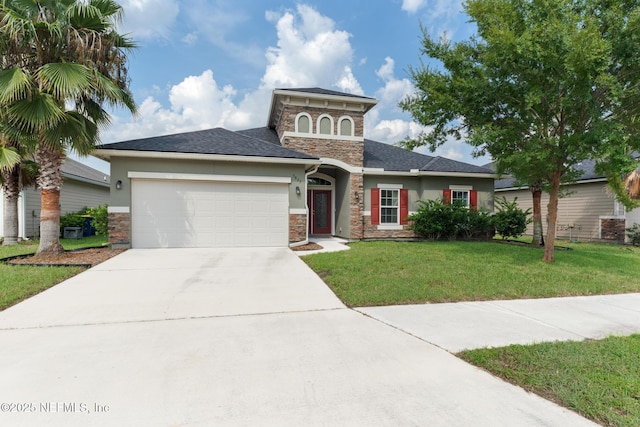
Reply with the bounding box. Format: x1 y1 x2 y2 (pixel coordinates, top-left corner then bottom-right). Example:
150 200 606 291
493 196 531 240
626 223 640 246
408 198 493 240
59 212 85 234
88 204 108 236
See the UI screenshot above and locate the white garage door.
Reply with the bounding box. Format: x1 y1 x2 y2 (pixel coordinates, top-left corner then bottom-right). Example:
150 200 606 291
131 179 289 248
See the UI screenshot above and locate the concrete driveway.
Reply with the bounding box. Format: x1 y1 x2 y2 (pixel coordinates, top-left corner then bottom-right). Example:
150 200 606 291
0 248 595 426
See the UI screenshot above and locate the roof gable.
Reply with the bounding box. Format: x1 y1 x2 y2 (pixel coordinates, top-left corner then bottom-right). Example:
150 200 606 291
62 158 110 185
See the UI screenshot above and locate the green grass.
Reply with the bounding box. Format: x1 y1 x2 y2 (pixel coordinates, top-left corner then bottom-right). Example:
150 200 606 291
302 240 640 306
459 335 640 426
0 235 108 311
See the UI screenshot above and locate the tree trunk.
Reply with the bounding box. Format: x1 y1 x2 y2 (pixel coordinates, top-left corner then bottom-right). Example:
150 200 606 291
543 171 561 262
531 185 544 246
36 146 64 256
1 166 20 246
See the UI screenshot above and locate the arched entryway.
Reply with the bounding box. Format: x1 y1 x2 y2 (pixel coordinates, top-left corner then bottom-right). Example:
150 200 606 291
307 174 335 235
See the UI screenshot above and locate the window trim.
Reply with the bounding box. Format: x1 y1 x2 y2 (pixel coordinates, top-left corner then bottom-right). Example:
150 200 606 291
295 112 312 134
338 115 355 137
317 114 334 135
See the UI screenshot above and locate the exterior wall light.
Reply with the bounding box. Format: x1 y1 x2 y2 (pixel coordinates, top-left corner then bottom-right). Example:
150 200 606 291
354 191 359 200
116 180 122 190
295 185 301 196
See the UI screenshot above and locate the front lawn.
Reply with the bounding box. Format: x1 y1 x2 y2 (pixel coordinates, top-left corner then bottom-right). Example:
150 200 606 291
459 335 640 427
0 236 108 311
302 240 640 306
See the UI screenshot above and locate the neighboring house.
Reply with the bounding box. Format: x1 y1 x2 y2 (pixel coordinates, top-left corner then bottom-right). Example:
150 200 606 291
494 159 635 242
95 88 496 249
0 158 110 239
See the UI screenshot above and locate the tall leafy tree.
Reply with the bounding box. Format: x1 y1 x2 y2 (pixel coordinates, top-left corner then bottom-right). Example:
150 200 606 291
401 0 640 262
0 0 136 255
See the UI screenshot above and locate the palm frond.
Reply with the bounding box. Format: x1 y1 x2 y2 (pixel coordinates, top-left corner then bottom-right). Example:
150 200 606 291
625 170 640 199
0 144 21 172
5 92 66 133
36 62 92 99
0 68 33 103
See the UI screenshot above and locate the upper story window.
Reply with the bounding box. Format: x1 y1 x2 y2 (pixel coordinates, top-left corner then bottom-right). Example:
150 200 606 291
339 116 354 137
296 113 312 133
317 114 333 135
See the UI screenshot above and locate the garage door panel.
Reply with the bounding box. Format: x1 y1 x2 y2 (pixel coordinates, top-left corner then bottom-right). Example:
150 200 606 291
132 179 288 248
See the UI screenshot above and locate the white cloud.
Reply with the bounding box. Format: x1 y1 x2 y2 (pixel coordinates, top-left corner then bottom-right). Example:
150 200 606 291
101 70 240 142
181 32 198 46
120 0 179 40
260 4 362 94
402 0 427 14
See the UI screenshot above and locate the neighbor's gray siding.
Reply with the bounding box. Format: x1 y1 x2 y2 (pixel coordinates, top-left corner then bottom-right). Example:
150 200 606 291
21 179 108 238
496 181 617 241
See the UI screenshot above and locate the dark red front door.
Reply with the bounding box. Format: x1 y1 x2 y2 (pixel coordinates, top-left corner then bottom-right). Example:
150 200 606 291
309 190 331 234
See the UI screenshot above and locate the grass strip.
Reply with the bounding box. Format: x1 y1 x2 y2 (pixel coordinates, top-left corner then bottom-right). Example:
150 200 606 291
459 335 640 427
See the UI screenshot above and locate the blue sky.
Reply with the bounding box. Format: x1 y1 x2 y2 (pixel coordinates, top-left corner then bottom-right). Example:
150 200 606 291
79 0 489 173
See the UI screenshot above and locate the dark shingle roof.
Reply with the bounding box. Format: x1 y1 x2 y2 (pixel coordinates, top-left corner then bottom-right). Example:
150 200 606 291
98 128 317 160
494 159 604 189
364 139 436 171
364 139 494 174
237 127 281 145
277 87 376 101
62 158 109 185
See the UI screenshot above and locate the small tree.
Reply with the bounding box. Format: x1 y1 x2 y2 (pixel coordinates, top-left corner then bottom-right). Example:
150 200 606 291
401 0 640 261
493 197 531 240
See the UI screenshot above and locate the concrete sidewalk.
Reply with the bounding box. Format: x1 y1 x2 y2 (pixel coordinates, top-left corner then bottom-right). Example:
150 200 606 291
358 293 640 352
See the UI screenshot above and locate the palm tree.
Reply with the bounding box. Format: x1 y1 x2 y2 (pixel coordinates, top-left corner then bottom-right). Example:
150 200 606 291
0 136 37 245
0 0 137 255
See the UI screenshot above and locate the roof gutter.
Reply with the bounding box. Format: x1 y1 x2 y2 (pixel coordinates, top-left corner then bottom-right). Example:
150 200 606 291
93 149 321 168
363 168 498 179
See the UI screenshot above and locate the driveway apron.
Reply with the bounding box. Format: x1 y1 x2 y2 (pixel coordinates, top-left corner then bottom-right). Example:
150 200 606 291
0 248 596 426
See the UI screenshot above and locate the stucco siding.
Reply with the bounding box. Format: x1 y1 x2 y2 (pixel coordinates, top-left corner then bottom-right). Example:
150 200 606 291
109 157 308 210
363 175 494 213
334 169 351 238
496 181 617 240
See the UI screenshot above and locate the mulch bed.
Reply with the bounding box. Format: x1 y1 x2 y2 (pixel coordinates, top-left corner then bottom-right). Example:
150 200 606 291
290 242 324 251
6 247 126 267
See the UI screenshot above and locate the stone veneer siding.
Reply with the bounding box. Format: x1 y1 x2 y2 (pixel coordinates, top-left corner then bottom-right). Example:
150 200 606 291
276 105 365 141
600 218 625 241
289 213 307 244
363 216 417 239
108 212 131 247
350 173 364 239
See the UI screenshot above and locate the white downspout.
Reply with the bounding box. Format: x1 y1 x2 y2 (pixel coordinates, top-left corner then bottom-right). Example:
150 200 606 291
18 190 26 239
290 165 320 248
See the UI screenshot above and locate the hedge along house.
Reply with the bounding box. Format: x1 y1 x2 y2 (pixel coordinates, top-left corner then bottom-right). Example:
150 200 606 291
94 88 496 249
0 158 110 240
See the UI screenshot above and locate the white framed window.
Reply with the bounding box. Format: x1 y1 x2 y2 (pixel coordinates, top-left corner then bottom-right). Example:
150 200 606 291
338 116 354 136
295 113 312 133
317 114 334 135
452 190 469 207
380 189 399 224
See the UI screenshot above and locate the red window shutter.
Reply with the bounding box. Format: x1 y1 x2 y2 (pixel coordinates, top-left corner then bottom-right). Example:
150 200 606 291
400 189 409 225
470 190 478 210
443 189 452 204
371 188 380 225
